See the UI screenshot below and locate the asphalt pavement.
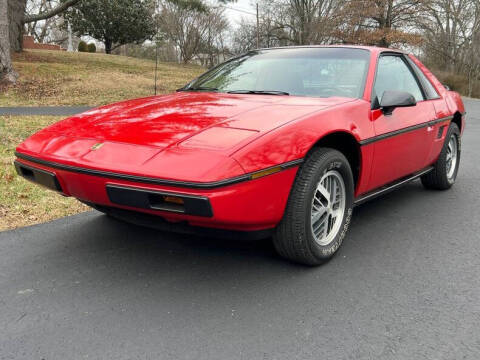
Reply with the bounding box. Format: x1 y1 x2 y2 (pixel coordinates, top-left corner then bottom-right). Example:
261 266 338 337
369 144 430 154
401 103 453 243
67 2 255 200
1 99 479 360
0 106 93 116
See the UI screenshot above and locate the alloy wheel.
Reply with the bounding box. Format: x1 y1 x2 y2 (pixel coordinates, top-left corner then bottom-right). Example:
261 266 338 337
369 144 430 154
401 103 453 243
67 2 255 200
446 134 458 180
311 170 346 246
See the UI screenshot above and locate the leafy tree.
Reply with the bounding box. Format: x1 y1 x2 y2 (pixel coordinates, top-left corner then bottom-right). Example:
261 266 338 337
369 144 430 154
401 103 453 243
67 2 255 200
65 0 156 54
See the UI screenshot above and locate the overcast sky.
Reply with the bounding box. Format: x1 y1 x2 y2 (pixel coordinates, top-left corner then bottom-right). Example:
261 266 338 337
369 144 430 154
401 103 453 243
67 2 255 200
218 0 257 28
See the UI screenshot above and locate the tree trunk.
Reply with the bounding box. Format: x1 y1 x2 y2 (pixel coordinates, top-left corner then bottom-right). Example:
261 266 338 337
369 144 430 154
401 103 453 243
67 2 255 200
1 0 17 84
104 38 112 54
8 0 26 52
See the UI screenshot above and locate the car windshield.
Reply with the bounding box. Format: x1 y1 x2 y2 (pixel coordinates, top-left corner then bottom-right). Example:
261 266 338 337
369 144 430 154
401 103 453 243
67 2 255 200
183 48 370 98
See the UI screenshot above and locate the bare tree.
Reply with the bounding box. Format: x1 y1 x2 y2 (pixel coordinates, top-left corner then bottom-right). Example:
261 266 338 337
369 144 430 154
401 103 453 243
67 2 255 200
8 0 80 51
465 0 480 96
200 7 229 67
232 0 344 52
231 18 258 53
338 0 424 47
419 0 477 71
25 0 61 43
158 1 228 63
286 0 344 44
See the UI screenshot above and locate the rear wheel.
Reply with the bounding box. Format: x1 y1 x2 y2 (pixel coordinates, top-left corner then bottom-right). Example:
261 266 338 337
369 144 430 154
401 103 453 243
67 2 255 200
273 148 354 266
421 123 461 190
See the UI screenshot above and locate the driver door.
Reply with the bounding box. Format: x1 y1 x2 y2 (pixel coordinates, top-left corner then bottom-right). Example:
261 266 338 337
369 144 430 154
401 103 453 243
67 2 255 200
368 54 437 190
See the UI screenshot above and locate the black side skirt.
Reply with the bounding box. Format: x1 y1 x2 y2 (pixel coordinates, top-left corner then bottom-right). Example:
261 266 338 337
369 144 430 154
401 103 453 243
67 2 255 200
354 166 433 206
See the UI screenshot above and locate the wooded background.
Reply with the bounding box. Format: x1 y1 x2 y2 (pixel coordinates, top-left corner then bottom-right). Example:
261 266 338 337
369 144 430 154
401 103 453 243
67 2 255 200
1 0 479 97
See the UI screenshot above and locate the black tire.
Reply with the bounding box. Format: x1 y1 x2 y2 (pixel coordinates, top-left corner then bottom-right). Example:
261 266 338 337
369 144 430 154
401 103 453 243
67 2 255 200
421 123 461 190
273 148 354 266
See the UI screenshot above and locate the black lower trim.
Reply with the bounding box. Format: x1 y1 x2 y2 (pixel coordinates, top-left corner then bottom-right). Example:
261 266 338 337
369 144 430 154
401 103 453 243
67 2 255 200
360 115 453 146
14 161 63 192
85 202 273 240
15 152 303 190
354 166 433 205
106 184 213 217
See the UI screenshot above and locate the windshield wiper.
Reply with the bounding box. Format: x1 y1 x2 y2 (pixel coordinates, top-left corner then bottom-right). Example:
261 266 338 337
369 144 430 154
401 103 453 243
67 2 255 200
179 86 218 92
227 90 289 95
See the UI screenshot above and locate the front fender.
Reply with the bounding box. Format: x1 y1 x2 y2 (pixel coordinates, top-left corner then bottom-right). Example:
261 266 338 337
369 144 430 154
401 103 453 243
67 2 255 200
231 100 373 173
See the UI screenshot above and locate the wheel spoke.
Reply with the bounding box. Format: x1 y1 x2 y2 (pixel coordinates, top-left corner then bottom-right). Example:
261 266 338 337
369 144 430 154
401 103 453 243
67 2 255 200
331 208 342 220
330 178 337 205
313 215 328 238
311 206 327 223
316 183 330 206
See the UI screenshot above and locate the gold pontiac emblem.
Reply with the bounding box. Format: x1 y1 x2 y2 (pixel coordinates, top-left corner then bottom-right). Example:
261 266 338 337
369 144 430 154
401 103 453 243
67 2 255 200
91 143 104 151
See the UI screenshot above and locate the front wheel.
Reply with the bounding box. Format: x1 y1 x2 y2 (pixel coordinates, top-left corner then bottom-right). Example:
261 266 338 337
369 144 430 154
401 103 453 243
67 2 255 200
273 148 354 266
421 122 461 190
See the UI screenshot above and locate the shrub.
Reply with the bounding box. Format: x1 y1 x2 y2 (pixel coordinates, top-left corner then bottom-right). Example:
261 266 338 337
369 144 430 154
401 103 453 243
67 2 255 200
78 41 88 52
429 68 480 98
87 43 96 53
437 72 465 93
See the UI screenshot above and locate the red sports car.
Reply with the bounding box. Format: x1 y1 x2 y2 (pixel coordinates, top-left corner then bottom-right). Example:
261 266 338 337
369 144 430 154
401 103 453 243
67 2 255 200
15 46 465 265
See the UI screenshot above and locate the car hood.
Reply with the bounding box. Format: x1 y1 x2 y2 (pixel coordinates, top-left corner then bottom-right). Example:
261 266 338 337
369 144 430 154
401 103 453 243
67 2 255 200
37 92 355 148
17 92 356 182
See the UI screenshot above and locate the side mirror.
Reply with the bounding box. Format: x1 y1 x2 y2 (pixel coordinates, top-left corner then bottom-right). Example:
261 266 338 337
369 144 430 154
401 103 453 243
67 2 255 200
380 90 416 116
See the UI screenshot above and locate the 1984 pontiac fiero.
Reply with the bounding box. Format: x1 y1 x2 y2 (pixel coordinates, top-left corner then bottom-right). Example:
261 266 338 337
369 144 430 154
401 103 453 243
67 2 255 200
15 46 465 265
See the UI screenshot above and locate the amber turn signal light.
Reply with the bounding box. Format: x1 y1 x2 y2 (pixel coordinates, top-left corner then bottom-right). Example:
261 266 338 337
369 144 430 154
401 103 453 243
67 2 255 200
163 195 184 205
250 166 282 180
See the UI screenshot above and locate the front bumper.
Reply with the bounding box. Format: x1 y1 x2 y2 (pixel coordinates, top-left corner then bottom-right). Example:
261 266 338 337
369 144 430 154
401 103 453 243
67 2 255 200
14 156 298 232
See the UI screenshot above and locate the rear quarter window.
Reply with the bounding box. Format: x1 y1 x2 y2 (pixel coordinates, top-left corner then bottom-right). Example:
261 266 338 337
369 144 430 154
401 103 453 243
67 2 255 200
406 57 440 100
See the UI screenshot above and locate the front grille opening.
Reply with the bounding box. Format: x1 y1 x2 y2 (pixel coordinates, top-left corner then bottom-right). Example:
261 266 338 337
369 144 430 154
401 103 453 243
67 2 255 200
106 184 213 217
15 162 63 192
20 166 35 180
148 193 185 213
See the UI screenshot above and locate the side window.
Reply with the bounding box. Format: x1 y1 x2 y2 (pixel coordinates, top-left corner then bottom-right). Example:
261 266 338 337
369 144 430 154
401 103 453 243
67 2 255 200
407 58 440 99
374 55 424 104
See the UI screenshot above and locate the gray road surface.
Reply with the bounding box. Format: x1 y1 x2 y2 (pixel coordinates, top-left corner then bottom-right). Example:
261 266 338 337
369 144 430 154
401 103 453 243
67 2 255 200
0 106 93 116
1 99 479 360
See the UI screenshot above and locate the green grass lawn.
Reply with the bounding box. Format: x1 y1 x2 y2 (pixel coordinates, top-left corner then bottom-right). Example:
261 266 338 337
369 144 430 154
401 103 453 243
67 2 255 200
0 50 205 106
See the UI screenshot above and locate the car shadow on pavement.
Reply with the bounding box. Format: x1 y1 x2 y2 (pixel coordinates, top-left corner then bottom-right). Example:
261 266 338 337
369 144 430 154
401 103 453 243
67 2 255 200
37 180 431 277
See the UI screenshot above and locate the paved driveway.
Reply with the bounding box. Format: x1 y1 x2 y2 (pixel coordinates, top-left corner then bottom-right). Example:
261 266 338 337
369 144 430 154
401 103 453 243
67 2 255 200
1 99 479 360
0 106 93 116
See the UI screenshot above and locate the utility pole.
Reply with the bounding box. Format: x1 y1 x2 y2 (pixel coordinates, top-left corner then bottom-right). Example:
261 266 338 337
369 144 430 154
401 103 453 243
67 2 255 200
256 3 259 49
154 0 160 95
